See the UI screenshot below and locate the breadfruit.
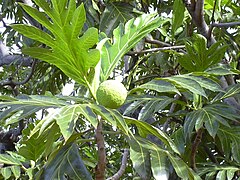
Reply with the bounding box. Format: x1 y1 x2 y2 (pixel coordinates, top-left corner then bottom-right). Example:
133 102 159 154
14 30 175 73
96 80 127 109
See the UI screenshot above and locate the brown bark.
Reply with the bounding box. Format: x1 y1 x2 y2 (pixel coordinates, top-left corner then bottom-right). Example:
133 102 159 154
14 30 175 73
190 129 203 171
107 149 129 180
95 118 106 180
184 0 216 45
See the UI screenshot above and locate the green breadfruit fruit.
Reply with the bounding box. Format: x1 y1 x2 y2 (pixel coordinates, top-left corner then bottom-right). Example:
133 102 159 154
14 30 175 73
96 80 128 109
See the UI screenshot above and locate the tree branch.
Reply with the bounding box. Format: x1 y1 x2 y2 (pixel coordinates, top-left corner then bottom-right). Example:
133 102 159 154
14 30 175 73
14 59 36 85
0 55 32 67
127 45 185 55
211 21 240 28
210 0 218 24
21 0 34 6
0 59 36 87
145 38 171 47
184 0 216 45
107 149 129 180
95 117 106 180
0 41 32 67
203 145 218 164
163 94 180 132
190 128 203 171
145 37 186 53
208 0 217 38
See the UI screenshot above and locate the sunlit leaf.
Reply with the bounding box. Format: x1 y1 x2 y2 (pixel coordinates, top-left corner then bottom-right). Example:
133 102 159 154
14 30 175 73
0 154 21 165
11 2 100 87
130 143 151 179
11 166 21 179
90 104 130 135
227 168 238 180
39 104 98 141
216 170 226 180
214 84 240 101
100 14 162 81
151 150 169 180
55 105 81 141
125 117 180 154
130 79 180 94
19 123 49 161
166 76 207 97
1 167 11 179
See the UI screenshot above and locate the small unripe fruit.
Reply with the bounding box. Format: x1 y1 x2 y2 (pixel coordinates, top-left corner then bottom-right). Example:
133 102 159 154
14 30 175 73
96 80 127 109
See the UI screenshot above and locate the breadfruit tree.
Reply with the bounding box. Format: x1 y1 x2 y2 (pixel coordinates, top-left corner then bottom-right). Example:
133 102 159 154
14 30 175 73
0 0 239 179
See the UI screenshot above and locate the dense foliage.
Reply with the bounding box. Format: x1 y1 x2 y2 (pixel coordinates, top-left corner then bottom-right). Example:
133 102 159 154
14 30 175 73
0 0 240 179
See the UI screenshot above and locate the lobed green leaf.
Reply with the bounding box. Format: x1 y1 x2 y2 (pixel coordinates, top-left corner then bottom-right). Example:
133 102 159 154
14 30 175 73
100 14 162 81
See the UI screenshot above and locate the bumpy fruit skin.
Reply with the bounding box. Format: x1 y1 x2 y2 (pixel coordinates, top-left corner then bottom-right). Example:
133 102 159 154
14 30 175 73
96 80 127 109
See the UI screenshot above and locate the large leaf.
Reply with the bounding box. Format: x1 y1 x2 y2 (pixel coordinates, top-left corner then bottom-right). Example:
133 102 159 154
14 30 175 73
167 153 201 180
185 75 223 92
204 113 220 138
0 154 21 165
54 105 98 141
217 126 240 163
205 65 236 75
125 117 180 154
38 143 92 180
99 2 136 36
130 79 180 95
11 1 100 88
89 104 130 135
178 35 228 72
213 83 240 101
184 103 236 139
100 13 162 81
1 167 11 179
171 128 185 154
163 75 207 97
157 73 223 98
172 0 185 35
124 95 175 121
204 104 240 123
39 104 98 141
138 96 174 121
151 150 169 180
130 145 152 179
11 166 21 179
38 103 130 141
124 96 150 116
18 123 56 161
129 137 201 180
198 165 240 180
0 95 69 122
184 110 199 140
